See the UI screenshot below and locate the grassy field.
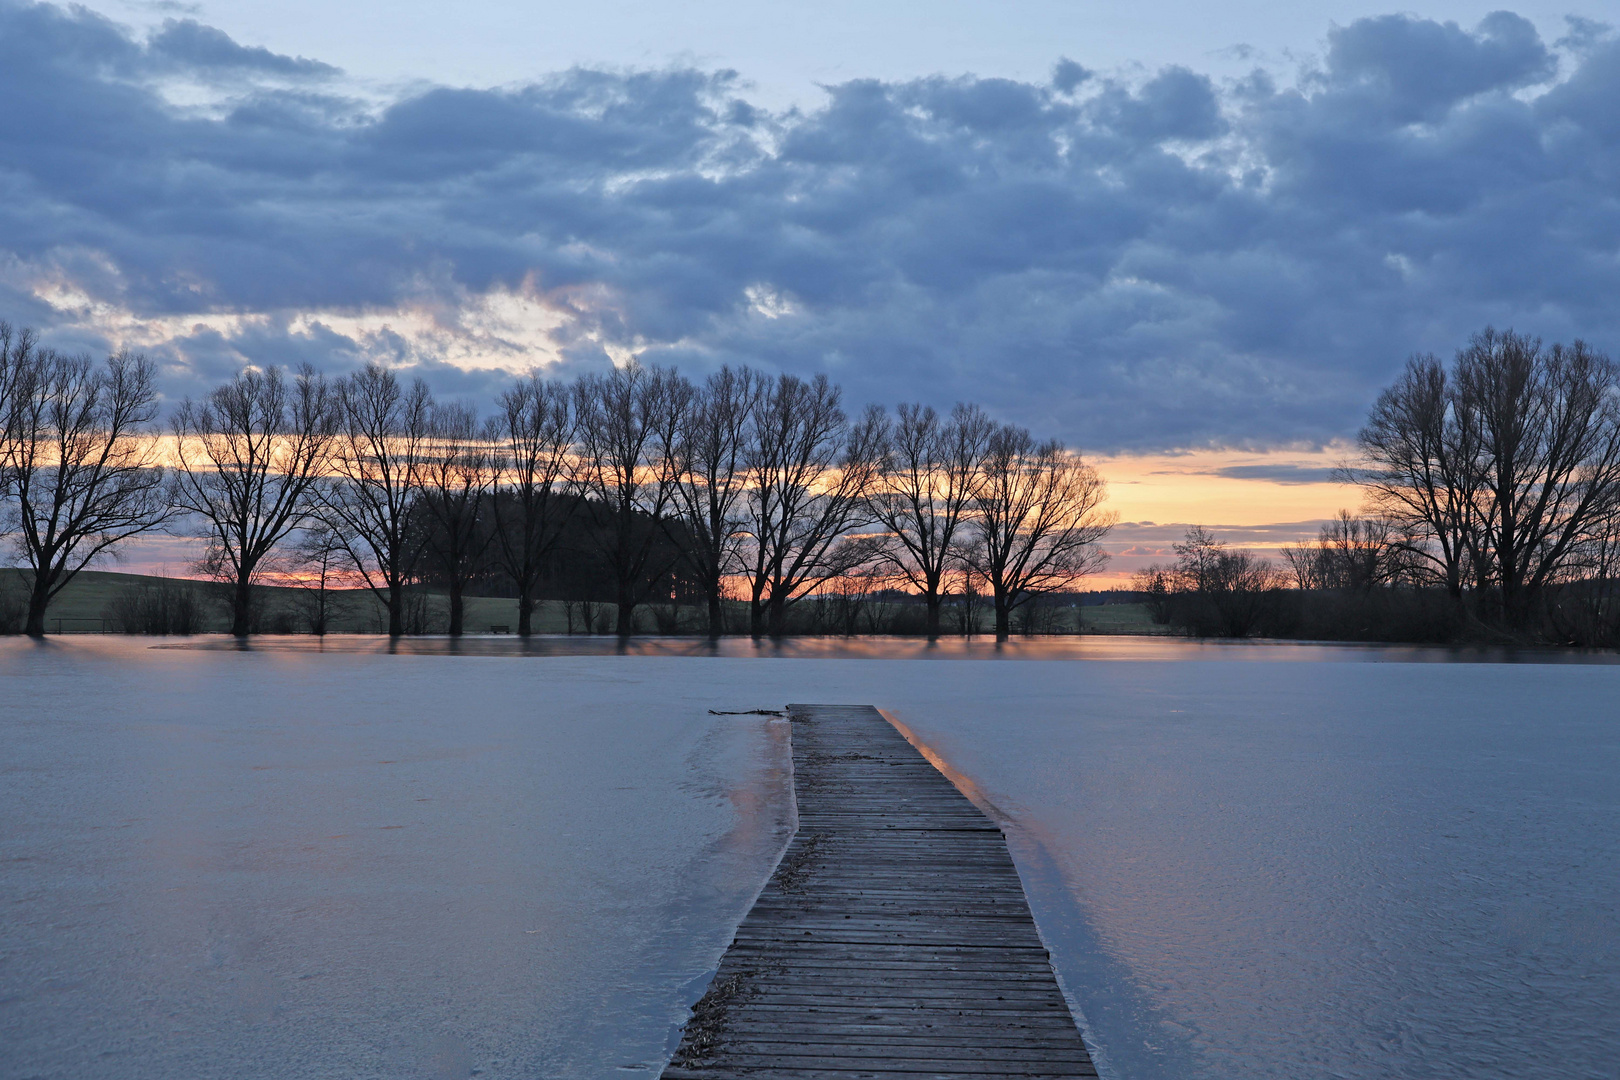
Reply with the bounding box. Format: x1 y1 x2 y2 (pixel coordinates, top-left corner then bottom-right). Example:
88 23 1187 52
1076 602 1168 635
0 568 1171 637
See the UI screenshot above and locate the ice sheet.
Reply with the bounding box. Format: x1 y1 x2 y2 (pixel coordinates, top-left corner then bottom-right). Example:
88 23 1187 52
864 658 1620 1080
0 639 793 1080
4 638 1616 1080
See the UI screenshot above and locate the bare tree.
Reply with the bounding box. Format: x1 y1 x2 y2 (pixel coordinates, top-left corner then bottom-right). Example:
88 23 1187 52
1356 352 1491 598
1131 565 1175 625
741 373 884 637
868 402 993 639
1280 543 1324 591
573 362 691 637
1137 527 1283 636
1456 331 1620 627
169 365 334 637
965 425 1114 642
1356 329 1620 629
2 348 169 637
418 401 494 636
319 364 434 638
1280 511 1407 592
1165 524 1224 593
1165 526 1282 637
289 522 352 635
0 321 41 506
488 373 577 637
672 365 760 637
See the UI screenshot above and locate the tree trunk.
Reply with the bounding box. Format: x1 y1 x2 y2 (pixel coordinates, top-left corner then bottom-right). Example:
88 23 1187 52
616 594 635 638
767 594 788 638
517 591 535 637
749 590 766 637
25 573 51 638
925 592 942 641
230 575 254 638
993 586 1011 642
448 580 464 637
707 589 724 639
1502 580 1536 633
387 581 403 638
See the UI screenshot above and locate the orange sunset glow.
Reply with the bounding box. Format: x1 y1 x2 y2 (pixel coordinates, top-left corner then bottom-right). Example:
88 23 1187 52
1089 444 1362 585
107 443 1363 590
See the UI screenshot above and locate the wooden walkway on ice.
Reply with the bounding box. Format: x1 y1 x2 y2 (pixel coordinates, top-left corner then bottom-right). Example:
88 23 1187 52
663 704 1098 1080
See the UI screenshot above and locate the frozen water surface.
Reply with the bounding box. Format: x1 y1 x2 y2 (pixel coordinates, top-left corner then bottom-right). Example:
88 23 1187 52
866 655 1620 1080
3 636 1617 1080
0 638 793 1080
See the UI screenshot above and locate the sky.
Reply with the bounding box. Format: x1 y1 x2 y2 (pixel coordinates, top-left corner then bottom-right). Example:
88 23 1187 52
65 1 1611 109
2 0 1617 580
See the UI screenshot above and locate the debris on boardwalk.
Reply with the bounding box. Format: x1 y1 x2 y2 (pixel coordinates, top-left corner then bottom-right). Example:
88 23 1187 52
664 704 1098 1079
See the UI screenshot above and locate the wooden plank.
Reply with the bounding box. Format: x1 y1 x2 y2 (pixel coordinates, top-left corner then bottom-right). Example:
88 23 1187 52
661 705 1096 1078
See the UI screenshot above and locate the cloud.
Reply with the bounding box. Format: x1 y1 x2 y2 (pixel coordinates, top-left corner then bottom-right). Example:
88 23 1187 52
1052 58 1091 94
1212 464 1341 485
147 18 339 78
1087 66 1225 141
0 1 1616 450
1320 11 1553 121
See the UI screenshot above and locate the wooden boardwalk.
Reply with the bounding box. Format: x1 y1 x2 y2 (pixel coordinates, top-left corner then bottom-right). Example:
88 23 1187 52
663 704 1097 1080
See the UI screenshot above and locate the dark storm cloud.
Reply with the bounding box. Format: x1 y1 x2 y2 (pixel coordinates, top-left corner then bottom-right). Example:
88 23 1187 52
1 1 1616 448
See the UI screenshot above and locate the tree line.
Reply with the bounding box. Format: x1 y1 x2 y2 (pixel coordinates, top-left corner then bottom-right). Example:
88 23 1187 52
1135 328 1620 645
0 320 1116 641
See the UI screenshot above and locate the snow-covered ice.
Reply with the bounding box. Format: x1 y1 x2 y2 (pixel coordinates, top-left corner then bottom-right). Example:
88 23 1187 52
3 636 1616 1080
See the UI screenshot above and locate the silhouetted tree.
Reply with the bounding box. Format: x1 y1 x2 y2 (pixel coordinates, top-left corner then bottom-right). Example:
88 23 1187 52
869 402 993 640
419 402 494 636
1165 525 1282 636
1357 351 1490 599
741 373 884 637
573 362 691 637
320 364 434 638
672 366 759 637
0 321 41 507
2 347 169 637
169 365 335 637
488 373 577 637
965 425 1113 642
1280 511 1414 592
1357 329 1620 629
289 522 350 635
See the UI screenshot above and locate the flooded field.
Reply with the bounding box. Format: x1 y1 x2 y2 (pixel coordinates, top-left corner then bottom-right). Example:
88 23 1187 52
2 636 1615 1079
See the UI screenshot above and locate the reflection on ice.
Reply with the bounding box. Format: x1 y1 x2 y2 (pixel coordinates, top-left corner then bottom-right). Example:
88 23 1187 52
161 632 1620 664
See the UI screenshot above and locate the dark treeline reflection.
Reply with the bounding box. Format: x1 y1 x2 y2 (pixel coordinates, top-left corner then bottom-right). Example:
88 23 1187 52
0 321 1113 641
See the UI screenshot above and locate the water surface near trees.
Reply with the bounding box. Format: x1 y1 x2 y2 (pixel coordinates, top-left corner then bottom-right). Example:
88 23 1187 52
2 639 1613 1079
